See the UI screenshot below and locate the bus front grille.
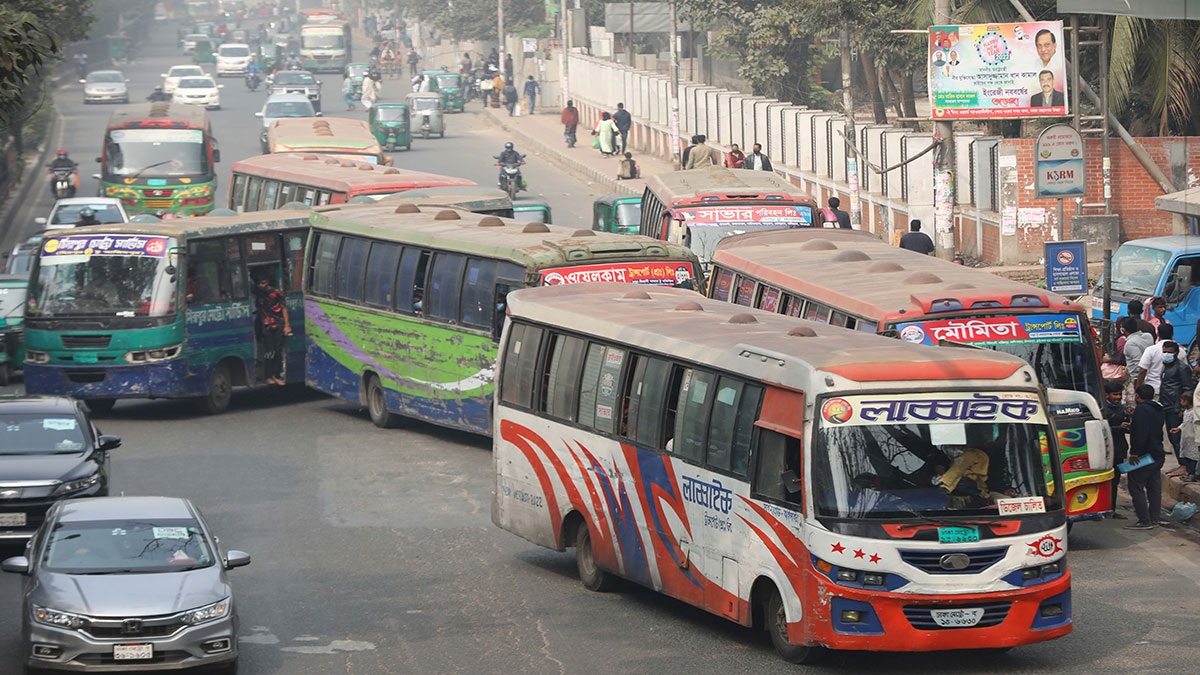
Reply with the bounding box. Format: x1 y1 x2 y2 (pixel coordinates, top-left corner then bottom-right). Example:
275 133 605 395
142 199 175 208
902 602 1011 630
61 334 112 349
898 547 1007 574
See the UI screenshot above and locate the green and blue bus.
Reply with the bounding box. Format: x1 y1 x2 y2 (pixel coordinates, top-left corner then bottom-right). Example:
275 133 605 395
304 203 705 434
23 210 310 413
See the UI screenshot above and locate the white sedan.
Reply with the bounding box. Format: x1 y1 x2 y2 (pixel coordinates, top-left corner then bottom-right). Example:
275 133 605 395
172 76 222 109
161 65 207 94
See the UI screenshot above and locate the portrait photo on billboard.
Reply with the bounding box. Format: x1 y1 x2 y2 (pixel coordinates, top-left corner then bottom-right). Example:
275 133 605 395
928 21 1068 119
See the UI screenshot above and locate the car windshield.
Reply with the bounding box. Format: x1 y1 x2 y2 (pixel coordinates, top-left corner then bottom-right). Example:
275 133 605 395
0 285 27 318
178 78 214 88
220 46 249 57
375 107 406 121
50 203 125 225
274 72 315 85
104 128 208 177
615 202 642 229
301 33 344 49
1107 245 1171 296
170 67 203 77
812 392 1061 520
31 235 177 318
43 518 214 574
264 101 313 117
0 413 85 454
88 72 123 84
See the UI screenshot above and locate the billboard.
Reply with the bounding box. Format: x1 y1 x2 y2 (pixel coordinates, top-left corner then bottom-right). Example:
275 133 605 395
929 22 1068 119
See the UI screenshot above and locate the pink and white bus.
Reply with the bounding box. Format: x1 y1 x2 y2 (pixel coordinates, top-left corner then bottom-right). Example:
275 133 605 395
492 283 1080 661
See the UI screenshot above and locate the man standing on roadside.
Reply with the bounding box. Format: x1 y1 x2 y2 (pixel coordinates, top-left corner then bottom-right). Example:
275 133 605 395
612 102 632 154
1123 317 1155 407
681 135 699 170
1138 323 1177 394
899 220 935 254
821 197 852 229
744 143 773 171
685 135 718 169
502 79 518 116
561 100 579 147
1126 384 1166 530
523 75 540 113
1157 340 1192 461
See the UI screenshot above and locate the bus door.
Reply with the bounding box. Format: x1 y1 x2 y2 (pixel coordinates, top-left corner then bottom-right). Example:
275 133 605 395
184 237 252 387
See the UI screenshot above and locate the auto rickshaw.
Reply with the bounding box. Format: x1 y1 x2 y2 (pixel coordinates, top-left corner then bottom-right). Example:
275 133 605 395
512 200 553 224
256 42 281 69
193 38 217 65
0 275 28 387
434 72 466 112
369 104 411 151
406 92 444 139
592 194 643 234
345 63 370 97
196 22 216 37
106 35 129 63
420 69 445 93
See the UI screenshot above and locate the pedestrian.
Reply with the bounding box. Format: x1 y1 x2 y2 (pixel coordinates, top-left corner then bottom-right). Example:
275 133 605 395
684 135 717 169
681 135 698 170
594 112 618 157
617 152 639 180
1137 322 1177 394
342 76 356 111
253 273 292 386
1157 340 1192 461
820 197 852 229
407 49 420 76
479 73 494 108
492 73 505 109
899 219 935 254
561 100 579 147
361 76 379 111
523 75 540 113
612 102 632 154
504 52 513 79
1126 384 1166 530
461 53 472 74
1185 384 1200 479
1169 388 1199 478
1102 380 1130 518
724 143 746 168
744 143 773 171
1122 317 1155 407
502 79 518 116
1118 301 1157 354
1144 296 1170 334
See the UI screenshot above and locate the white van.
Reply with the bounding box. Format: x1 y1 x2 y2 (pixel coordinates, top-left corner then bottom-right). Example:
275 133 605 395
216 43 252 77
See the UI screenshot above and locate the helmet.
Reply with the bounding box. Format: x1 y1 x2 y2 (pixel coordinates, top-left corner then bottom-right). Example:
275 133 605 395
57 149 68 157
78 207 95 219
153 209 169 218
504 142 513 150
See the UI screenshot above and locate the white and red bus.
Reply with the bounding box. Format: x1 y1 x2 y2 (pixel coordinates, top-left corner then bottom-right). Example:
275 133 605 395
493 283 1090 661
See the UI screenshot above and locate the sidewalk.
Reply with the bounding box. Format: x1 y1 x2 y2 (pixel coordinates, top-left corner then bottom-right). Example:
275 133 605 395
481 105 675 196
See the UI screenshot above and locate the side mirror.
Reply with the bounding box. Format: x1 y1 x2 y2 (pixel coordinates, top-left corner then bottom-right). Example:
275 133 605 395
79 79 87 84
1 556 29 574
224 550 251 569
1084 419 1113 471
218 84 225 89
212 149 220 163
98 435 121 451
314 111 322 117
254 111 263 117
91 173 101 180
35 217 46 225
94 156 102 163
781 469 802 496
160 73 168 77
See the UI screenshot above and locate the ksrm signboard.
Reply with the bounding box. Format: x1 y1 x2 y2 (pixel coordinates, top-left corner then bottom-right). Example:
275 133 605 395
1034 124 1086 198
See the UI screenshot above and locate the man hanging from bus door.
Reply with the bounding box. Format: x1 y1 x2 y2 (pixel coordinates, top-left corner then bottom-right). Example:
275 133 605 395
253 269 291 386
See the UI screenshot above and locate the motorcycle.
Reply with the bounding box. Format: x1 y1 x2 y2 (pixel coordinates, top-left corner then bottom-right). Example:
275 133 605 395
496 159 525 200
49 167 77 199
245 70 261 91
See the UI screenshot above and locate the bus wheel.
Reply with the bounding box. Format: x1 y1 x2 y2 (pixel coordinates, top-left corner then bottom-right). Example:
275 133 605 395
200 363 233 414
85 398 116 415
766 591 825 664
0 365 9 387
366 375 401 428
574 522 615 592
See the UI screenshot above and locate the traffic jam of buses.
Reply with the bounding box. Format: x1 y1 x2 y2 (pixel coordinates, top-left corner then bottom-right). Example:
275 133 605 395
0 0 1197 673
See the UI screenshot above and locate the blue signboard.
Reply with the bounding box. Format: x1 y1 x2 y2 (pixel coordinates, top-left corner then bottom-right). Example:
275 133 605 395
1045 240 1087 294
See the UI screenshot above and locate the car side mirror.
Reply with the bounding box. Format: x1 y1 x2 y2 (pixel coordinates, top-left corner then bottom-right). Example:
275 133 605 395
79 79 87 84
160 73 168 77
218 84 225 89
254 111 263 117
35 217 46 225
98 435 121 451
95 156 102 163
781 469 802 496
224 550 251 569
212 149 220 163
91 174 101 180
314 111 322 117
1 556 30 575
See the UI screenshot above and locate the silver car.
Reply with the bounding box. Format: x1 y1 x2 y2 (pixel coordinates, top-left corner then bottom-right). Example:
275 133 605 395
2 496 250 672
80 71 129 104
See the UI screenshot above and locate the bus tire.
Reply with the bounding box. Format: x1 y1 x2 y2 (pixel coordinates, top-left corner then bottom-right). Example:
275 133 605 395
766 590 825 664
366 374 401 428
0 365 9 387
574 522 615 592
200 363 233 414
85 398 116 415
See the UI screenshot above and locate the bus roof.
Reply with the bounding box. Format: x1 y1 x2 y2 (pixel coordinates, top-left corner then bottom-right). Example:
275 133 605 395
268 117 378 151
311 203 701 269
60 208 313 240
106 102 209 130
712 229 1080 322
383 186 510 212
231 153 475 195
508 283 1031 384
643 166 816 206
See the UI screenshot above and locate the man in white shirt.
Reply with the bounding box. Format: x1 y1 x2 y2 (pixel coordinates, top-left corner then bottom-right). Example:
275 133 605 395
1138 322 1176 394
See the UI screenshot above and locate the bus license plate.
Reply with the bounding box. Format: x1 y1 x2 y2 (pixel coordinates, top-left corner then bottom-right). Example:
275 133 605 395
0 513 26 527
937 526 980 543
931 608 984 627
74 353 98 364
114 644 153 660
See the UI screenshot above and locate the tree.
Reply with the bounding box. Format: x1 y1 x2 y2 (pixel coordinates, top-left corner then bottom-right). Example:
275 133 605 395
406 0 547 43
1110 18 1200 136
0 11 57 126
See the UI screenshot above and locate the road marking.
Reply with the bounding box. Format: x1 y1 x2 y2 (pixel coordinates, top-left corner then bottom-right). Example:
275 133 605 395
281 639 377 655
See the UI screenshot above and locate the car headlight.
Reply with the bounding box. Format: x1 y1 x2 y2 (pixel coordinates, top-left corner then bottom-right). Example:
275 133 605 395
33 606 88 629
182 598 230 626
52 473 100 497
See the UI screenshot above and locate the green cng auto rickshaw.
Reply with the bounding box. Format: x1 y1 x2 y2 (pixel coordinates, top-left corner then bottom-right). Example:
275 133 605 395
0 275 28 386
512 200 553 224
106 36 129 63
345 63 370 97
420 69 445 93
407 92 444 139
193 38 216 64
592 194 643 234
370 104 411 151
434 73 465 111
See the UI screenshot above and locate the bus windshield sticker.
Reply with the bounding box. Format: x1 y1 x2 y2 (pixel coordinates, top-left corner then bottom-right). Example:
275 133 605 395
819 392 1047 426
42 235 169 258
997 496 1046 515
678 205 813 226
896 313 1081 346
539 262 695 286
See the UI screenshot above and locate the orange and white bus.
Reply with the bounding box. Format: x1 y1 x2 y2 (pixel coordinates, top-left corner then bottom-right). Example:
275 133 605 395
494 283 1080 661
706 228 1115 525
639 167 819 265
265 117 386 165
227 153 475 211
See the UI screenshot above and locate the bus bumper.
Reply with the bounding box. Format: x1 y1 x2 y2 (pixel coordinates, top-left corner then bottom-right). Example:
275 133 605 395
23 360 200 400
803 571 1071 651
1065 470 1115 522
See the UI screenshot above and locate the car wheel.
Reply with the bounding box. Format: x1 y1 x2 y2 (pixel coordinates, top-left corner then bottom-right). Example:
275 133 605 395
365 374 401 428
574 522 616 592
85 398 116 415
200 362 233 414
766 590 825 664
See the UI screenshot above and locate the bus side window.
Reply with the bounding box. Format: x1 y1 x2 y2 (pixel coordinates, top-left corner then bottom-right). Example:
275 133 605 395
261 181 279 210
706 378 743 473
626 356 672 449
364 242 401 308
187 239 229 305
393 247 420 314
753 429 803 505
226 238 247 300
733 277 756 306
245 177 263 212
230 174 246 211
757 286 781 313
506 323 544 408
783 294 804 318
282 232 305 293
302 188 316 206
315 190 332 206
711 268 734 302
806 302 830 324
460 258 498 330
309 233 341 296
671 368 715 463
427 253 466 322
576 342 606 428
542 333 587 422
499 323 526 405
858 319 878 333
830 311 850 327
594 346 626 435
277 183 294 208
335 237 369 303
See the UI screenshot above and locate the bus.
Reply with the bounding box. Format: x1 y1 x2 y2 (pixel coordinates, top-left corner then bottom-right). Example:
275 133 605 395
299 19 352 72
493 283 1084 660
266 117 386 165
186 0 216 21
23 210 311 414
706 229 1114 524
228 153 476 211
383 187 514 217
303 204 705 435
639 166 819 265
98 104 220 217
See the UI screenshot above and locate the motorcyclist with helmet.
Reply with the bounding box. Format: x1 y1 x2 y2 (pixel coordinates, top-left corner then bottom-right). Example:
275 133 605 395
48 150 79 198
494 141 526 192
147 85 171 102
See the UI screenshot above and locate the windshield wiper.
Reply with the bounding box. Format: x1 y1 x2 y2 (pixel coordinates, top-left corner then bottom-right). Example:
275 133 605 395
77 569 140 575
127 160 174 180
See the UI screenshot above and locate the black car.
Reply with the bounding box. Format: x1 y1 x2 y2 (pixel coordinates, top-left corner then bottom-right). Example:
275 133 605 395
0 396 119 540
268 70 322 112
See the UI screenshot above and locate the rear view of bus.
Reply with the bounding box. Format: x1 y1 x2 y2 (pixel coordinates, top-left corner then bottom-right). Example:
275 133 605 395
299 19 351 71
493 284 1078 660
639 167 818 265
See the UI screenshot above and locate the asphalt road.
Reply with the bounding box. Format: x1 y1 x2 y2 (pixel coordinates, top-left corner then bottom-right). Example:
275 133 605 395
2 19 1200 675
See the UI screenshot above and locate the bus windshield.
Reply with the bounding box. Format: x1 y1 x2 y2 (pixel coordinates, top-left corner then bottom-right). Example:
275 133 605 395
302 33 344 50
1108 244 1171 296
31 235 176 318
104 128 209 178
0 285 26 318
813 392 1060 519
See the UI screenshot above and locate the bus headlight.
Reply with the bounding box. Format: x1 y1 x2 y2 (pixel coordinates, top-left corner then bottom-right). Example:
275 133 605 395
124 344 182 364
26 350 49 364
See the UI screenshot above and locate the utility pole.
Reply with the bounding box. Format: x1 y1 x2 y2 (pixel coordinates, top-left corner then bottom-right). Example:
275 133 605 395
498 0 505 82
932 0 955 259
668 0 681 164
629 2 635 67
840 23 860 229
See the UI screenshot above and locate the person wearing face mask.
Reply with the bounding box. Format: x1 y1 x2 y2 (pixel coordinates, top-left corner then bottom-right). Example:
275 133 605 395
1137 322 1177 394
1157 340 1192 463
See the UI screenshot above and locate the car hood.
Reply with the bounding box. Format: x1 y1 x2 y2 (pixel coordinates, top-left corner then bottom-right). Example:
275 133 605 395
0 454 93 484
33 566 229 616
